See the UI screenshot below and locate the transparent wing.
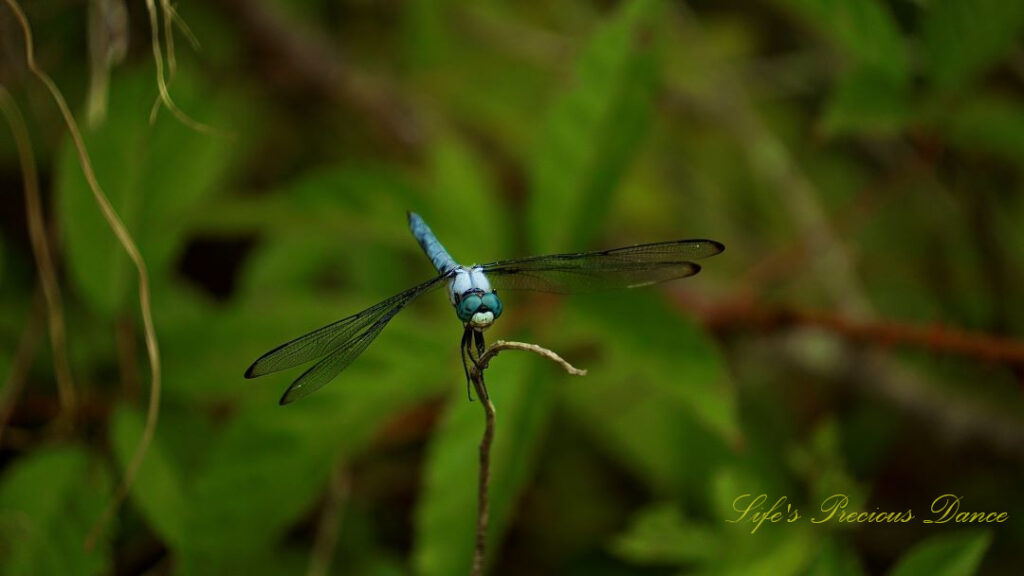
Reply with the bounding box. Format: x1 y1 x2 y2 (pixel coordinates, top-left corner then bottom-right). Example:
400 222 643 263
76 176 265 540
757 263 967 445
244 275 447 404
276 309 398 405
480 239 724 294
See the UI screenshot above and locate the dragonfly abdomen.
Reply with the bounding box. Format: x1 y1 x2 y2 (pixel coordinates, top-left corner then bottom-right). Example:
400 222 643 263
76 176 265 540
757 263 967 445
408 212 458 274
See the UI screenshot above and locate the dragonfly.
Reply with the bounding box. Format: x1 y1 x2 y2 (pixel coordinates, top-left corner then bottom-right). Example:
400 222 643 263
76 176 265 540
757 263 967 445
245 212 724 405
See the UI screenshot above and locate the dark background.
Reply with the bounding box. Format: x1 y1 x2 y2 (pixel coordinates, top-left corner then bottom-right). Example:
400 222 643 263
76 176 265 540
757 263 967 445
1 0 1023 574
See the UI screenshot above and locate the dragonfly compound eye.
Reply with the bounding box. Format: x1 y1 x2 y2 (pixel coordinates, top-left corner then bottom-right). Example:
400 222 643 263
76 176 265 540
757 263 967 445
481 292 503 318
458 294 483 322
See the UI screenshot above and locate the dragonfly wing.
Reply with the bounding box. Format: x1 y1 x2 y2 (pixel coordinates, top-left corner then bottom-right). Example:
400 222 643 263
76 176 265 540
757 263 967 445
481 239 723 294
244 276 447 399
277 310 397 404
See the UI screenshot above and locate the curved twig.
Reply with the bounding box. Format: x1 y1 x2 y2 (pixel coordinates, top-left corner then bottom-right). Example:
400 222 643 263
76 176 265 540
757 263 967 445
1 0 164 550
142 0 220 134
307 460 350 576
467 340 585 576
0 294 44 446
0 85 76 421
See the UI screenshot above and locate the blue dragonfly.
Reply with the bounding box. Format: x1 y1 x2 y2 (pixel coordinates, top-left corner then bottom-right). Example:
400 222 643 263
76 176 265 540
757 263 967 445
245 212 724 405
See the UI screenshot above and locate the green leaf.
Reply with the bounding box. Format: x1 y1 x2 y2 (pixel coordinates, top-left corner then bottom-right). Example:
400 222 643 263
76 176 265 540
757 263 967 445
940 93 1024 164
180 337 448 561
821 65 911 137
777 0 907 80
775 0 911 136
110 405 187 548
55 65 236 316
0 446 111 576
921 0 1024 91
176 546 310 576
558 294 736 498
807 538 867 576
725 528 816 576
413 356 556 576
888 530 992 576
401 0 452 69
528 0 661 253
181 409 336 559
420 132 508 264
574 293 738 442
610 502 722 565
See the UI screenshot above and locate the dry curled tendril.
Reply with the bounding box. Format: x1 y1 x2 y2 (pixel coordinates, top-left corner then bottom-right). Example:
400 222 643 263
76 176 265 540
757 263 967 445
467 340 585 576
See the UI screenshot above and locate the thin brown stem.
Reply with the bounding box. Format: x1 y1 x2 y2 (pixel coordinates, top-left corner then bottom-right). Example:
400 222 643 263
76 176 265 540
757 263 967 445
470 374 494 576
142 0 220 134
1 0 164 550
467 340 586 576
307 460 350 576
0 84 77 421
684 296 1024 366
0 294 45 446
115 318 139 398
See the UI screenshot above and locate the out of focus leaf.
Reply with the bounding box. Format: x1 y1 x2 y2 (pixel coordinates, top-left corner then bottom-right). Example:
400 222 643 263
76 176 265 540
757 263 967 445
159 293 354 400
413 356 555 576
559 293 736 498
921 0 1024 91
232 165 428 303
888 530 992 576
821 65 911 137
528 0 661 252
788 418 866 507
620 468 818 576
56 65 236 316
402 0 451 69
853 183 989 326
420 132 507 264
180 333 448 563
176 545 309 576
729 527 816 576
110 405 187 548
180 407 336 560
575 293 738 442
610 502 722 565
940 94 1024 164
777 0 910 136
776 0 907 79
807 538 867 576
0 446 111 576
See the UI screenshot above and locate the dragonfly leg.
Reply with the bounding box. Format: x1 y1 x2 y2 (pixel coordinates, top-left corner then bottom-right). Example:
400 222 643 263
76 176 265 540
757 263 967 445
473 329 486 358
460 327 474 402
472 330 491 400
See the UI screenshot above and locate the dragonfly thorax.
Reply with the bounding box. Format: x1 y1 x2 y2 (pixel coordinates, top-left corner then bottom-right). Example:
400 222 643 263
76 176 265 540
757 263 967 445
450 267 503 329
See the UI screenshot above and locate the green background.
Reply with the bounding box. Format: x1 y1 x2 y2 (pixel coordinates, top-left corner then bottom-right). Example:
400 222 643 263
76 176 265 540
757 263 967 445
1 0 1023 574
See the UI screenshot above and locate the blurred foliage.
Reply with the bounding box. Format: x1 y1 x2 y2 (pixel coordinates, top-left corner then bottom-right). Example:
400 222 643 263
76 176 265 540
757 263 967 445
1 0 1023 575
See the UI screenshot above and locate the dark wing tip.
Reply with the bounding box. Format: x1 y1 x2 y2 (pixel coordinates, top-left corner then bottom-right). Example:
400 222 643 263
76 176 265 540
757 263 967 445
244 362 259 379
279 381 301 405
684 238 724 256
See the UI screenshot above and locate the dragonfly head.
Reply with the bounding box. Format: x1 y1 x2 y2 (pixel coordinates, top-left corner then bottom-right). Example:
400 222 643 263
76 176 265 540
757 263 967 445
456 289 503 330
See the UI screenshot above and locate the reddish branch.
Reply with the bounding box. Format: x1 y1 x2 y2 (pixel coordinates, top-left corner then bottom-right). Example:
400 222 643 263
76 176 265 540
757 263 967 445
686 295 1024 366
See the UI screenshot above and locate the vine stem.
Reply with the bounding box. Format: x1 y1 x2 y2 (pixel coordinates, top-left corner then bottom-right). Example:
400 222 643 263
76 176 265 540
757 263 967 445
467 340 586 576
2 0 164 550
0 85 76 421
